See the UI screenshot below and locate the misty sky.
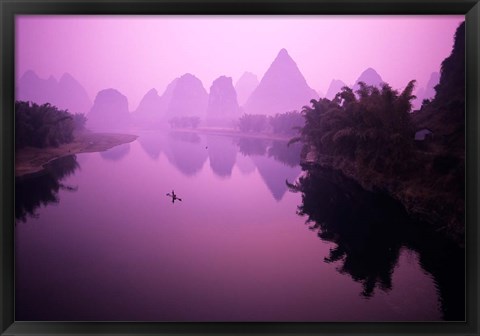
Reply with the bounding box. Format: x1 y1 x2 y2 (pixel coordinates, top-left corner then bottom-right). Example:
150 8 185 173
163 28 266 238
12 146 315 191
16 15 464 110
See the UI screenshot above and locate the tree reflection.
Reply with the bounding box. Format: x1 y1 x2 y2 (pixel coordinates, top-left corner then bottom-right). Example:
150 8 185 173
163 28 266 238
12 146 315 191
16 155 80 223
268 141 302 167
236 137 268 156
290 165 465 320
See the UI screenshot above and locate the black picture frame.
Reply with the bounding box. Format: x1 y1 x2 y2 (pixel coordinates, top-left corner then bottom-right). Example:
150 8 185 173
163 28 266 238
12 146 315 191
1 0 479 335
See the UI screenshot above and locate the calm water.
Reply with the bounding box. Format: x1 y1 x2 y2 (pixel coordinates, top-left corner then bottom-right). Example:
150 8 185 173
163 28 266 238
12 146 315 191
15 131 464 321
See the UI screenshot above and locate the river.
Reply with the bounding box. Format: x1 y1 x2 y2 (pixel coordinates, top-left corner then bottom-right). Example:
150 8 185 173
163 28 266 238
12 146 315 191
15 130 464 321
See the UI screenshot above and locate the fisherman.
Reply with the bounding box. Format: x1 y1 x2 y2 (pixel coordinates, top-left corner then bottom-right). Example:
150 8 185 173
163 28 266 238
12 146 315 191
166 190 182 203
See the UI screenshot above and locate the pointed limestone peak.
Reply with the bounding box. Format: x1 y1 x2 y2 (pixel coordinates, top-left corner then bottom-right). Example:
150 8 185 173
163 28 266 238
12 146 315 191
353 67 384 92
20 70 39 81
244 48 318 115
60 72 75 82
145 88 159 97
273 48 295 65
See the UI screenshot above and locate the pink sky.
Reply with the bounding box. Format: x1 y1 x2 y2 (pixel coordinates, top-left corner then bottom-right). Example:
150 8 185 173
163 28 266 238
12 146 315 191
16 15 463 110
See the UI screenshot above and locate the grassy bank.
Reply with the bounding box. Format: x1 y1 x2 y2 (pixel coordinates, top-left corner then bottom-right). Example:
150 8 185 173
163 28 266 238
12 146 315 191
16 131 138 177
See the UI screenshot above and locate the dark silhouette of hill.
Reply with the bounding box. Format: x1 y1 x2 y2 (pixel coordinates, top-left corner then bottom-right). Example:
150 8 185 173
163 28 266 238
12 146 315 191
412 21 465 154
17 71 92 114
244 49 318 116
166 73 208 117
234 72 259 106
87 88 131 131
206 76 240 126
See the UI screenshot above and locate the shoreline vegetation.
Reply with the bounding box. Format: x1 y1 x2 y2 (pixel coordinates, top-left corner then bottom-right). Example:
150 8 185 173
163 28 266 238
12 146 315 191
15 130 138 178
295 22 465 247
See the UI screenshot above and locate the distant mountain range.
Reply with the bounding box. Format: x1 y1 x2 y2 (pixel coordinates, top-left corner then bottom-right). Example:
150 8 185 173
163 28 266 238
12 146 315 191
18 52 435 131
17 71 92 115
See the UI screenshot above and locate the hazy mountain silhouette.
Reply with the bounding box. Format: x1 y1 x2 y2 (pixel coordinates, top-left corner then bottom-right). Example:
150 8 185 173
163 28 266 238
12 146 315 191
206 76 240 126
161 78 179 107
17 70 92 114
413 87 426 110
166 73 208 117
87 88 131 130
234 72 259 106
424 72 440 100
244 49 318 116
132 88 164 127
413 72 440 110
325 79 347 100
353 68 384 92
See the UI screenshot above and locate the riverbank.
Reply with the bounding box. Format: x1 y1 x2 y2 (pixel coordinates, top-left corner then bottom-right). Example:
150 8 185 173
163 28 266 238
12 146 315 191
16 131 138 178
303 151 465 247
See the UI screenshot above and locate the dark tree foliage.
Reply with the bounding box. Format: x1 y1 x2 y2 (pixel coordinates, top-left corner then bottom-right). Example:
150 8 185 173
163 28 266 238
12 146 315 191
15 101 85 149
238 114 269 133
269 111 304 136
72 113 87 130
298 81 416 174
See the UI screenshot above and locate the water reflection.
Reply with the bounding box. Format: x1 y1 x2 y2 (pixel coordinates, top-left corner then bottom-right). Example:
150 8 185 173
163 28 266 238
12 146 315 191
268 141 302 168
206 135 237 177
236 138 302 201
290 165 465 320
16 155 80 223
137 132 164 160
163 132 208 176
100 143 131 161
236 137 268 156
253 155 301 201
